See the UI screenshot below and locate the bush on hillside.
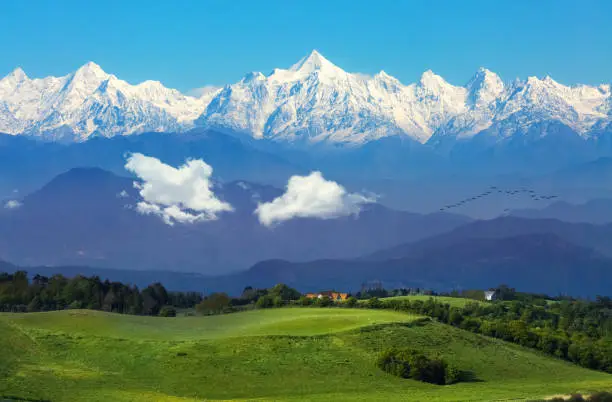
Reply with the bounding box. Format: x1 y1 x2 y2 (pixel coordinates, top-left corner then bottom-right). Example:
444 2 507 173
255 295 274 309
377 348 411 378
376 348 460 385
316 296 333 307
345 296 358 307
268 284 301 301
298 296 313 306
272 296 284 307
367 297 383 309
444 363 461 385
196 292 231 315
159 306 177 317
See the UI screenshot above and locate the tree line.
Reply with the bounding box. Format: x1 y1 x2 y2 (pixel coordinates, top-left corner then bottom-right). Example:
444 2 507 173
0 271 304 317
0 271 202 315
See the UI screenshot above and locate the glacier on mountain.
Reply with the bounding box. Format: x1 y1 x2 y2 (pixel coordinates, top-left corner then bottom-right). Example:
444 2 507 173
0 51 610 145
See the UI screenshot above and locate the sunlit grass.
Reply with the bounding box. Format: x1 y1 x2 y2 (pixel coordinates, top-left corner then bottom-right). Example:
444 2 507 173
1 308 610 402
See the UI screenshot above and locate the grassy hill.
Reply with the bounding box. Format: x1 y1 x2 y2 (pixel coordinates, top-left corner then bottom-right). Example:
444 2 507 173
1 308 611 402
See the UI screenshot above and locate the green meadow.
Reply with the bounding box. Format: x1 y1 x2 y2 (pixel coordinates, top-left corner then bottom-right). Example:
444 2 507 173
380 295 486 307
1 308 611 402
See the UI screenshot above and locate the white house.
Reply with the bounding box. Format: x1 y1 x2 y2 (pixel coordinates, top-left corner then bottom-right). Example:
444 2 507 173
484 290 497 301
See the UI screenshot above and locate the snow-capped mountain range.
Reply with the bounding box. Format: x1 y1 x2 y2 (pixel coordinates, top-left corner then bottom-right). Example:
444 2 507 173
0 51 610 145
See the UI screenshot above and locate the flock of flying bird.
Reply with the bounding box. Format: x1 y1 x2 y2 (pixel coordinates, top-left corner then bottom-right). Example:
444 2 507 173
438 186 559 214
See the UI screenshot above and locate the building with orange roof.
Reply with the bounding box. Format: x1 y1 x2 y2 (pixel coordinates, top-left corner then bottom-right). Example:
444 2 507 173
305 291 348 301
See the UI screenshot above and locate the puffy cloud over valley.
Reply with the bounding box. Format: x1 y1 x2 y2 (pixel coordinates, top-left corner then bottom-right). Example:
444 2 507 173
3 200 22 209
255 171 375 227
124 153 233 225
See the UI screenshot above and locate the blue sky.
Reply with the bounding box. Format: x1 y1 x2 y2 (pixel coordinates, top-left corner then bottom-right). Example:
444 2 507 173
1 0 610 92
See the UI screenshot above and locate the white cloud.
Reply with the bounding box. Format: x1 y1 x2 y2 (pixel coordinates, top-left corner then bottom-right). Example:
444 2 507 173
4 200 22 209
124 153 233 225
255 171 375 227
116 190 129 198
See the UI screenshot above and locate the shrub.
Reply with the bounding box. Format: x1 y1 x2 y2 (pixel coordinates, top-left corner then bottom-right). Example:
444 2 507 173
444 364 461 385
272 296 284 307
376 348 411 378
298 296 312 306
367 297 383 309
197 292 231 315
345 296 358 307
159 306 177 317
255 295 274 309
316 296 333 307
376 348 458 385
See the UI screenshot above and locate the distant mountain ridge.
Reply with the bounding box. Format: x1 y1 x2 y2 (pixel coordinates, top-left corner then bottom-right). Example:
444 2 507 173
1 51 610 146
212 233 612 296
3 232 610 297
364 216 612 261
510 199 612 224
0 167 470 274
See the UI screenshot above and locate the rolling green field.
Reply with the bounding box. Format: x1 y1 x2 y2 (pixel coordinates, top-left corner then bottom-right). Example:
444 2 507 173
1 308 611 402
379 295 486 307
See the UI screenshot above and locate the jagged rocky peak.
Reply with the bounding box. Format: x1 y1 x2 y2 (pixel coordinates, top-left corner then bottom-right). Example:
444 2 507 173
467 67 504 106
71 61 109 84
287 50 346 79
419 69 448 87
290 50 333 71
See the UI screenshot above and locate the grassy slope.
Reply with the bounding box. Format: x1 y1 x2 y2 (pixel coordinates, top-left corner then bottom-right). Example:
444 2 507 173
379 295 486 307
1 308 415 340
0 308 610 402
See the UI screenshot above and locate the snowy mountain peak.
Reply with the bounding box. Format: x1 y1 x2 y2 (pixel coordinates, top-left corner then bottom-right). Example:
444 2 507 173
4 67 28 83
469 67 500 84
73 61 108 81
466 67 504 106
374 70 401 86
418 70 453 91
288 50 345 77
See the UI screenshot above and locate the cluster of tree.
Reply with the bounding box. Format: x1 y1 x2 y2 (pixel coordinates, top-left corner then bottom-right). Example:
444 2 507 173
196 292 232 315
355 287 435 299
349 295 612 374
195 284 304 315
376 347 461 385
0 271 202 316
297 295 337 307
